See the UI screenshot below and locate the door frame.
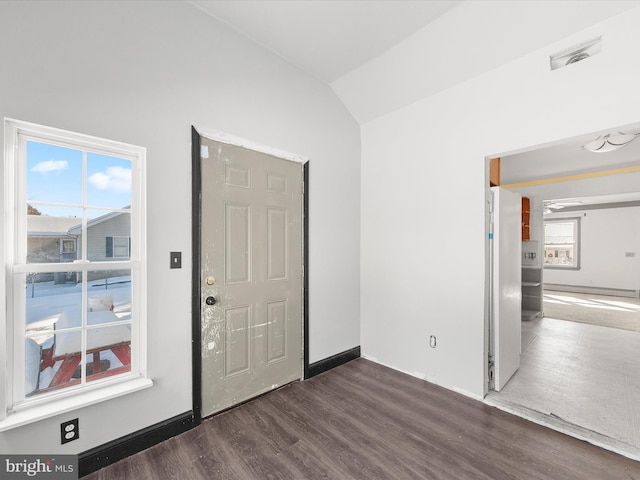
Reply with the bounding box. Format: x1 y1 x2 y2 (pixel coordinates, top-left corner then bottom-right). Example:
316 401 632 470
190 126 309 422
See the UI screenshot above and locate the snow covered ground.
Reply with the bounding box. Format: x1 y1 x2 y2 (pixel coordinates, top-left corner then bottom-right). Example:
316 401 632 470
26 274 132 326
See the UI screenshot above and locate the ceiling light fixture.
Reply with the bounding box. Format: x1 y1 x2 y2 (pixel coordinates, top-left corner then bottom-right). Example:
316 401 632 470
582 132 639 153
550 36 601 71
543 200 583 215
544 201 582 210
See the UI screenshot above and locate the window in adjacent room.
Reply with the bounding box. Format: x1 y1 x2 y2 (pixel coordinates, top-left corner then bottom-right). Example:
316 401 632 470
1 119 149 424
544 217 580 269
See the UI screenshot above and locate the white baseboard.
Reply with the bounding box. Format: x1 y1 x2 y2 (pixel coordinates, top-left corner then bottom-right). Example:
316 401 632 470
544 284 639 298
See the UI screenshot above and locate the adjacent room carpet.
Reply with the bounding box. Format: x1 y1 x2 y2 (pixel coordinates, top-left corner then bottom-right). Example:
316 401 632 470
543 290 640 332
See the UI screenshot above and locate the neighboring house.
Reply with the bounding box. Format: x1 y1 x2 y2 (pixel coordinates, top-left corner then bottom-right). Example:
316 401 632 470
27 209 131 283
26 215 81 264
67 209 131 262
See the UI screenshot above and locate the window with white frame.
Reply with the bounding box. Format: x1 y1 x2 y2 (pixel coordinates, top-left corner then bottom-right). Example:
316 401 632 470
60 239 76 254
109 236 130 258
2 119 147 422
544 218 580 269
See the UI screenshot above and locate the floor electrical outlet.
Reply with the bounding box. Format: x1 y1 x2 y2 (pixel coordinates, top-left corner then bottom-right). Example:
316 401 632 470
61 418 79 444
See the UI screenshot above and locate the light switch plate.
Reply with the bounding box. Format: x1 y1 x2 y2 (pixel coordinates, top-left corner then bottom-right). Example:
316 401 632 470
170 251 182 269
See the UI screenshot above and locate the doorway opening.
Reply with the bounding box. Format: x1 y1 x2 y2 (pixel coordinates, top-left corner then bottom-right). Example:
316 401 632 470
485 122 640 460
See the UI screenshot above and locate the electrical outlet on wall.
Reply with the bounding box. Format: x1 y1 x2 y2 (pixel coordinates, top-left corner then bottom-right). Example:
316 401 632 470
61 418 79 444
429 335 437 348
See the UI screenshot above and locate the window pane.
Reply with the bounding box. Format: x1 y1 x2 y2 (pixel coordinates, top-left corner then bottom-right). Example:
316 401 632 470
544 221 574 244
87 153 132 209
26 141 83 207
544 246 574 266
24 270 83 396
88 270 132 322
25 270 83 324
33 330 82 395
27 207 82 264
113 237 129 257
85 324 132 384
61 239 76 254
86 210 131 261
86 270 132 383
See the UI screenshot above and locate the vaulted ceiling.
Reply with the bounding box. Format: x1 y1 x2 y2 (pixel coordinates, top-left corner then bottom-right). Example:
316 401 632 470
188 0 640 195
188 0 462 83
189 1 640 126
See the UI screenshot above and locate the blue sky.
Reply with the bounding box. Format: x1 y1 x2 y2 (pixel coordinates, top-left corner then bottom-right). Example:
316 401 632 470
26 141 131 217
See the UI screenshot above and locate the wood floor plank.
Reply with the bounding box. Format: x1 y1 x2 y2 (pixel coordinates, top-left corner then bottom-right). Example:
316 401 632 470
265 385 409 479
83 358 640 480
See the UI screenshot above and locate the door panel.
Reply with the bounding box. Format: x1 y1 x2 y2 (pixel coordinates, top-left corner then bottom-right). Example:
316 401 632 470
491 186 522 391
225 306 251 376
267 300 287 363
225 203 251 284
267 208 287 280
201 137 303 416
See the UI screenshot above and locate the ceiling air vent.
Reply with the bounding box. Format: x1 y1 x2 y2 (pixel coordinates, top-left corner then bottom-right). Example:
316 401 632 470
550 36 601 71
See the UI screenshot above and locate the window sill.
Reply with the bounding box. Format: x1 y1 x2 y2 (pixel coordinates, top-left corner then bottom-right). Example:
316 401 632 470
0 377 153 432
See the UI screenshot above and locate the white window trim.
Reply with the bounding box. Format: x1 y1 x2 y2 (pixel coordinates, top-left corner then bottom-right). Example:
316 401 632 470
0 377 152 432
544 217 581 270
1 118 149 429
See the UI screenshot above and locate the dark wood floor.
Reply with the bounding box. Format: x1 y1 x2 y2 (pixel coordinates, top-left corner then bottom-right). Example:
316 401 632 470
85 358 640 479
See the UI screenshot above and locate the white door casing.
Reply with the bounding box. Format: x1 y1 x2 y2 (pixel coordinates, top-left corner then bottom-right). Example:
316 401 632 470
200 136 303 416
491 186 522 391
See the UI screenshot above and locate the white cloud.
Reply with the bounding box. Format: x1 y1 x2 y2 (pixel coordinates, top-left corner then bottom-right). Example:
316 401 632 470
88 166 131 193
31 159 68 174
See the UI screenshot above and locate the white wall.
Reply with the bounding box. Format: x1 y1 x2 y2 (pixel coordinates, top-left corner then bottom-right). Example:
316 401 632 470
544 207 640 293
0 0 360 453
358 5 640 398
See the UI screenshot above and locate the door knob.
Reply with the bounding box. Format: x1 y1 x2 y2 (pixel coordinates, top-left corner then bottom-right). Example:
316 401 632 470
205 296 217 306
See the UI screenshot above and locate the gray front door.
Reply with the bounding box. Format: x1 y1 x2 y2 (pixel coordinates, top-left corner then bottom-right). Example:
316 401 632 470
200 136 303 416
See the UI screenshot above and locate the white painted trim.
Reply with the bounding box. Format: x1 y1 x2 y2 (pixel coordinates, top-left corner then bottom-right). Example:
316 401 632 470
12 261 135 274
544 217 581 270
5 118 144 161
544 284 639 298
195 127 309 164
0 377 153 432
0 119 16 422
2 118 148 419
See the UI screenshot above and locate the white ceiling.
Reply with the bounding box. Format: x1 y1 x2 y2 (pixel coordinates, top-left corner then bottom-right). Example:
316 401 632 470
501 123 640 207
187 0 640 206
501 124 640 185
188 0 462 83
189 0 640 125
